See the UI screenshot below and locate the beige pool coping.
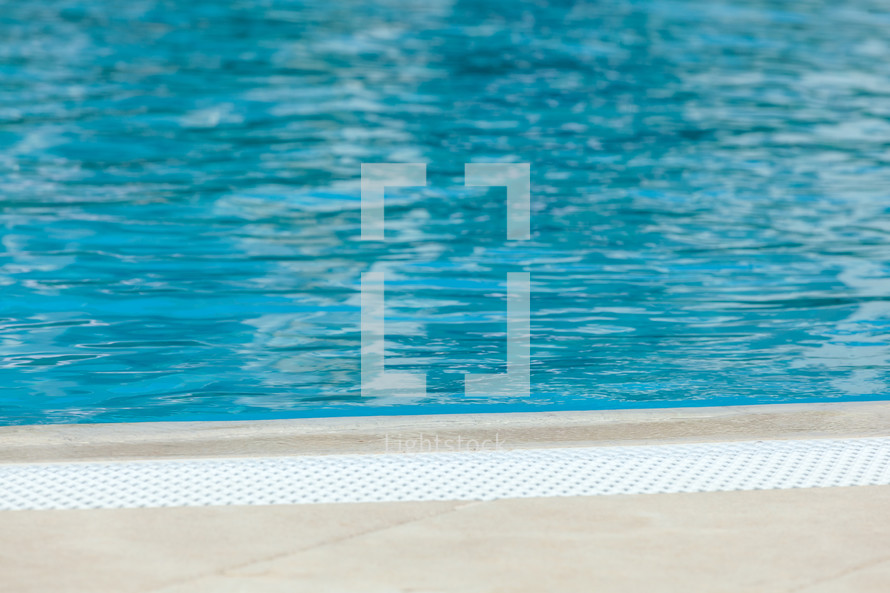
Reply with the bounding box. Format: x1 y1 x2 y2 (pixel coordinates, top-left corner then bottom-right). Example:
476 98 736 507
3 401 890 592
3 400 890 464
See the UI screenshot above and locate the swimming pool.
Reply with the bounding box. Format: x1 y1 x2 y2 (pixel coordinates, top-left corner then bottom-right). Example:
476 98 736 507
3 0 890 425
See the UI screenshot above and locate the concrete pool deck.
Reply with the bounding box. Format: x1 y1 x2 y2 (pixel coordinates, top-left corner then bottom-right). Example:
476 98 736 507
5 486 890 593
2 401 890 592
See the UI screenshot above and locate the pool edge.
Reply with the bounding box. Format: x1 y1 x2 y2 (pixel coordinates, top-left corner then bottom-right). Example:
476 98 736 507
2 400 889 464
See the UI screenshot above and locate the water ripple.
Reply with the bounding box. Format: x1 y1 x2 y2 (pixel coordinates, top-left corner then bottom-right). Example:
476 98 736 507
2 0 890 423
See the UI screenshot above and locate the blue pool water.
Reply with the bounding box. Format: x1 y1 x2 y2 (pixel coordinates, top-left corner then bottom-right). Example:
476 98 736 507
3 0 890 425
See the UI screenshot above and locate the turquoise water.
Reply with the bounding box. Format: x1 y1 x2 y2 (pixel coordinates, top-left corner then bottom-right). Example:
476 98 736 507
3 0 890 424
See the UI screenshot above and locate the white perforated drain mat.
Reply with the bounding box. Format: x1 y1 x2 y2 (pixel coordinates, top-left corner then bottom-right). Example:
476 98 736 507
2 437 890 510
